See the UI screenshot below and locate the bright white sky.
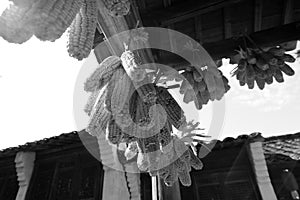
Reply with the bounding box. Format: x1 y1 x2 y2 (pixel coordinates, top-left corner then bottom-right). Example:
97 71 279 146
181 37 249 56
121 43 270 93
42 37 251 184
0 2 300 149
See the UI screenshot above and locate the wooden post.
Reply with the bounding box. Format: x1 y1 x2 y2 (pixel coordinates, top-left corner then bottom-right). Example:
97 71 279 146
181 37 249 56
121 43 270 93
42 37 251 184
15 152 36 200
152 177 158 200
158 178 181 200
247 135 278 200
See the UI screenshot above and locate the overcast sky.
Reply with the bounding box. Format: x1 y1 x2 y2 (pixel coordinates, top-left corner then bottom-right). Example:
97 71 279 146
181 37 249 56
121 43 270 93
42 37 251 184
0 2 299 149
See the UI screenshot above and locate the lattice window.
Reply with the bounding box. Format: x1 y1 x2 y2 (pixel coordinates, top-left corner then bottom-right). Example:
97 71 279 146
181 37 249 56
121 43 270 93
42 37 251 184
52 161 77 200
78 165 98 200
25 150 103 200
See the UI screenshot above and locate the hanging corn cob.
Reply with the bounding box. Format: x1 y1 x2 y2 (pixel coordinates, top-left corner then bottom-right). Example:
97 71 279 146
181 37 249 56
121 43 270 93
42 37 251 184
156 86 186 129
84 89 101 116
29 0 84 41
84 56 122 92
0 4 33 44
9 0 38 8
86 85 111 137
107 117 123 145
231 47 296 90
67 0 97 60
110 68 134 117
102 0 131 17
155 137 203 187
121 49 147 83
2 0 101 60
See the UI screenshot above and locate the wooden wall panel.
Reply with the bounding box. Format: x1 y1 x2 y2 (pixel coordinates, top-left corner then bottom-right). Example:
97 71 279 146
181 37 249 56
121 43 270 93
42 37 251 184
262 0 284 17
25 149 103 200
261 15 282 30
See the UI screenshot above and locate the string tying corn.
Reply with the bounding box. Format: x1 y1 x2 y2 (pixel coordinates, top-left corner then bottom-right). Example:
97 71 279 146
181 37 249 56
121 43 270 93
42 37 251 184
67 0 97 60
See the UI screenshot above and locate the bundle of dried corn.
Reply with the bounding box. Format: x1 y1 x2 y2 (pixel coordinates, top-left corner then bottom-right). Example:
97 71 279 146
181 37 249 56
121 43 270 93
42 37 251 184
178 66 230 110
84 51 211 187
0 0 103 60
231 47 296 90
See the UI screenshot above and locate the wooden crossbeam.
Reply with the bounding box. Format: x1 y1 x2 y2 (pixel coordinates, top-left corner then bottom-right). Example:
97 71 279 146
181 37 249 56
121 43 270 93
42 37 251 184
140 0 244 27
254 0 263 32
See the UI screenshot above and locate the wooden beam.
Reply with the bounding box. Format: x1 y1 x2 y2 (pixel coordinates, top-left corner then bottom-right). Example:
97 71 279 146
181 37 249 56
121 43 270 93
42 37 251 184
282 0 294 24
223 6 232 39
156 21 300 66
140 0 244 27
254 0 263 32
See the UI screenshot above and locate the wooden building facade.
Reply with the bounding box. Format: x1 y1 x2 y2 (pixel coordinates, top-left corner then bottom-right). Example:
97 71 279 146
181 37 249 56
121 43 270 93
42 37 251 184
0 131 299 200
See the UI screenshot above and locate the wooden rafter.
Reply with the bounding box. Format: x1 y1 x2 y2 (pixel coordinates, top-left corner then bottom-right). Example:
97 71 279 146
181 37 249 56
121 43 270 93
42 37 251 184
283 0 294 24
140 0 244 26
162 0 172 7
157 21 300 66
194 16 203 42
254 0 263 32
223 6 232 39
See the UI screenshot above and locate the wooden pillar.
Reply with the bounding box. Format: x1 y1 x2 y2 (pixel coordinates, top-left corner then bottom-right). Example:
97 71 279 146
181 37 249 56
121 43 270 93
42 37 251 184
14 151 36 200
247 134 278 200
